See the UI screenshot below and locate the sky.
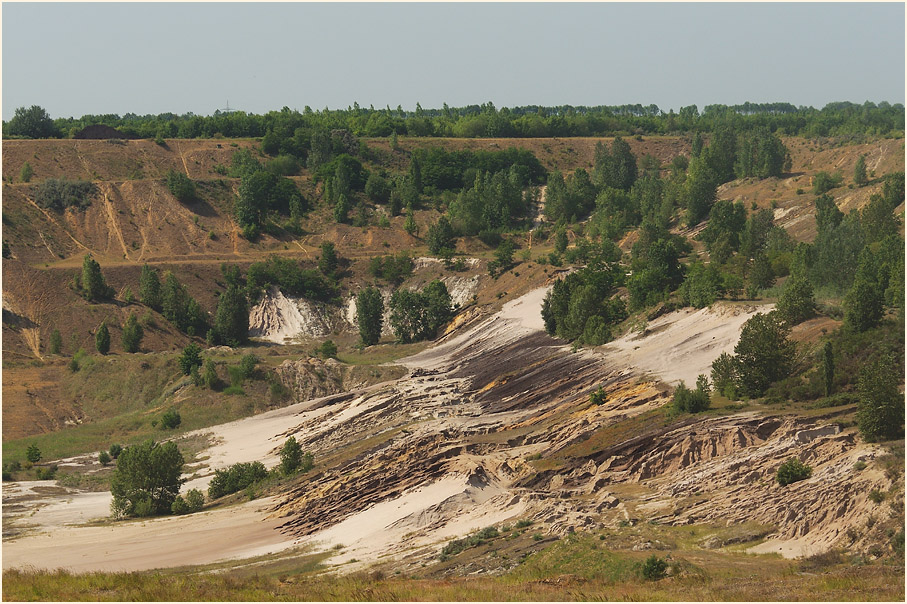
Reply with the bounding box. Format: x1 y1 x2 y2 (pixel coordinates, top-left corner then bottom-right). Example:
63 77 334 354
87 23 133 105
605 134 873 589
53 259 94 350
2 2 905 120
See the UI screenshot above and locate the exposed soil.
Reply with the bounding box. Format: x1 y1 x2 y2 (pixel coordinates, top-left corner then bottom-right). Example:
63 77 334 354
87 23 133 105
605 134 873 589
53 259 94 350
1 285 899 574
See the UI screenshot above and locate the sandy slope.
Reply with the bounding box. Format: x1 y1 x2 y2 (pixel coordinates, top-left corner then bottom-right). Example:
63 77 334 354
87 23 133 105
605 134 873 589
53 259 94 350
0 291 871 573
605 302 773 386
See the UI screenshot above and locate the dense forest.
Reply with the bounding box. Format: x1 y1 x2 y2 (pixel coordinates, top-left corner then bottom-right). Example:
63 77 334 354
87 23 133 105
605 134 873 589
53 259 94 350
4 101 904 142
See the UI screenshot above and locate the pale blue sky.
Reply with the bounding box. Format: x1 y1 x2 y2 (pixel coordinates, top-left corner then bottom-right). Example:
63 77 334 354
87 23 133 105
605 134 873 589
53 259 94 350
2 2 904 120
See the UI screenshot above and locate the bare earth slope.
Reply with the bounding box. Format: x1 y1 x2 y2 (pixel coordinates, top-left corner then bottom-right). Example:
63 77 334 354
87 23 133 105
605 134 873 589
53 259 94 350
3 287 894 573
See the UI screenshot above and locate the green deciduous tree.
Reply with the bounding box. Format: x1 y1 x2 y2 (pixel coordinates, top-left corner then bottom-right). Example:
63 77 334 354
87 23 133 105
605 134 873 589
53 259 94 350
593 137 638 191
95 322 110 355
683 157 718 226
365 173 391 204
356 287 384 346
427 216 456 255
844 273 884 333
279 436 312 475
776 274 816 325
856 354 904 442
110 440 185 518
7 105 59 138
389 280 453 343
710 352 738 399
213 285 248 346
731 311 795 398
318 242 338 277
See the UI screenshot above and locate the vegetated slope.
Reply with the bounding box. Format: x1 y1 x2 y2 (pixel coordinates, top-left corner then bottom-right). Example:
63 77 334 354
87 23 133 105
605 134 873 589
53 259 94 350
719 137 904 242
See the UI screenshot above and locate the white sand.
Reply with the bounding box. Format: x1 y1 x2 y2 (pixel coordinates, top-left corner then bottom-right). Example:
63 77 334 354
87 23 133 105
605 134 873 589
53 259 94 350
604 302 773 386
2 497 295 572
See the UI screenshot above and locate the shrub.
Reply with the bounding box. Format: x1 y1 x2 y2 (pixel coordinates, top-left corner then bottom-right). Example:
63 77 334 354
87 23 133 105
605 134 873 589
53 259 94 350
98 451 111 466
171 495 189 515
439 526 501 560
35 465 58 480
172 488 205 515
48 329 62 355
25 444 41 463
673 376 711 413
314 340 337 359
223 385 245 396
165 169 196 202
33 178 96 211
185 488 205 512
121 313 143 353
640 554 668 580
589 386 607 406
109 444 123 459
776 457 812 486
160 409 181 430
239 354 258 380
812 171 843 195
208 461 268 499
19 162 33 183
868 489 886 504
853 460 867 471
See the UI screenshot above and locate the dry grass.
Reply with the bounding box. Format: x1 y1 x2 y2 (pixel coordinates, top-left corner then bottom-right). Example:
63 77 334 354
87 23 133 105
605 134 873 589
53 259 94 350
3 558 902 601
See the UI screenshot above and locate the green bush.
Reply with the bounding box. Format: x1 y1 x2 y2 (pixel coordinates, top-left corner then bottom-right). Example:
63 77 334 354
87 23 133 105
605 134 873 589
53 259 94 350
776 457 812 486
223 385 245 396
640 554 668 580
673 375 711 413
35 465 57 480
109 444 123 459
589 386 607 406
439 526 501 560
812 171 843 195
33 178 96 211
314 340 337 359
868 489 886 504
160 409 181 430
172 489 205 514
208 461 268 500
26 444 41 463
185 488 205 512
165 169 196 202
98 451 111 466
239 354 258 380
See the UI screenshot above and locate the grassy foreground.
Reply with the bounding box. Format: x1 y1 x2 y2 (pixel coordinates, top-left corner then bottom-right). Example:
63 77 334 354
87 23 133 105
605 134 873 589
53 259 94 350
3 563 903 602
4 532 904 602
